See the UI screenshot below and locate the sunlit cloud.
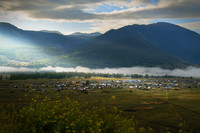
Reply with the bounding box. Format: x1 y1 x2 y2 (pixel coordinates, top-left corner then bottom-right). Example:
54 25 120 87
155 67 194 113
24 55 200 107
0 0 199 34
178 22 200 31
87 19 150 33
1 0 199 21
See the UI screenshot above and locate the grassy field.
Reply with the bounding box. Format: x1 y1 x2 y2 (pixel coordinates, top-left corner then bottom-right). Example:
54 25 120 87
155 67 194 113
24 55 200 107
0 77 200 133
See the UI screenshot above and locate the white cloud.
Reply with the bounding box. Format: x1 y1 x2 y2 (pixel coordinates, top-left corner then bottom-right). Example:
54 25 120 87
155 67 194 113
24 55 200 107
0 66 36 73
1 66 200 78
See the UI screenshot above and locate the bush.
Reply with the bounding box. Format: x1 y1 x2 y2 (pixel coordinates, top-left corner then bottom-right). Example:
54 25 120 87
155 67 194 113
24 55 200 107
0 95 153 133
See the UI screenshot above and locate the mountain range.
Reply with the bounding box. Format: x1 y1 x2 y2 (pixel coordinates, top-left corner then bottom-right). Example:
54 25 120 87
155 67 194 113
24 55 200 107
0 22 200 69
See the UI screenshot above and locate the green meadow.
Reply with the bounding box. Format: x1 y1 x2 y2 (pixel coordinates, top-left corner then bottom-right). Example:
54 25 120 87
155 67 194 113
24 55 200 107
0 77 200 133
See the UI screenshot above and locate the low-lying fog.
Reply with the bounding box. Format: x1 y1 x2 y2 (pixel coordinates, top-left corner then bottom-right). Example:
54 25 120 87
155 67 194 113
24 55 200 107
0 66 200 78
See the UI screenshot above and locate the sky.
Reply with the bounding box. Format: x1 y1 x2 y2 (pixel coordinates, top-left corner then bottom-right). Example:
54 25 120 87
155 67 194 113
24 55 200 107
0 0 200 35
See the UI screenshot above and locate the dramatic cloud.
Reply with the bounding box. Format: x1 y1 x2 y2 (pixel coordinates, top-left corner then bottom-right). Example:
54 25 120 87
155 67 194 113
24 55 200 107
97 0 200 20
0 0 199 21
1 66 200 78
0 0 199 34
0 0 147 21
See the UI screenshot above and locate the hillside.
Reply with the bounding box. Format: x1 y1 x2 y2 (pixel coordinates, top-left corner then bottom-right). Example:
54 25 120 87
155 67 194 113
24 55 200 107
69 36 190 69
0 22 199 69
96 22 200 64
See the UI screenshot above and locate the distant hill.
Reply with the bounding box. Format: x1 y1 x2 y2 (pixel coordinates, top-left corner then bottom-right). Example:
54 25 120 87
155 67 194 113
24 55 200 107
0 22 199 69
0 22 101 51
70 32 101 36
40 30 64 35
70 34 191 69
0 22 73 50
96 22 200 64
66 32 101 46
0 22 101 67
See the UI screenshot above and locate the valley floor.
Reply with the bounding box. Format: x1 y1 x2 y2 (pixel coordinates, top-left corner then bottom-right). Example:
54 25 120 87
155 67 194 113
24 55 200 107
0 77 200 133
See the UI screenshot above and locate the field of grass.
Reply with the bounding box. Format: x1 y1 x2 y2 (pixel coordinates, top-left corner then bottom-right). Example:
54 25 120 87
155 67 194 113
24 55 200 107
0 77 200 133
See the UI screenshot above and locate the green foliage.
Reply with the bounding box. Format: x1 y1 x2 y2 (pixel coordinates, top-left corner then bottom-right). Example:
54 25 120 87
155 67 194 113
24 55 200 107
0 96 153 133
131 74 143 78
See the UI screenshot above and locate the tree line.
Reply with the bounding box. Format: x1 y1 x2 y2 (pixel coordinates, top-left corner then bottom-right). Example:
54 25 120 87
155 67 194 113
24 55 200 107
8 72 124 80
0 72 192 80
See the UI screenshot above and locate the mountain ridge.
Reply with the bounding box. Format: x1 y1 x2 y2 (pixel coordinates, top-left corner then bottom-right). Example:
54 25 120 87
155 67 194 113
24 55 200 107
91 22 200 64
0 22 199 69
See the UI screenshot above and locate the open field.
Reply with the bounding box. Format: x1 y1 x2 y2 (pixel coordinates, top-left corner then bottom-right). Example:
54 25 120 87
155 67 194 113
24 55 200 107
0 77 200 133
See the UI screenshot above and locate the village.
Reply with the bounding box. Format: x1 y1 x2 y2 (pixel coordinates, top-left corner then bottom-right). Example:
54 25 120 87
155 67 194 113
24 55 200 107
11 78 200 93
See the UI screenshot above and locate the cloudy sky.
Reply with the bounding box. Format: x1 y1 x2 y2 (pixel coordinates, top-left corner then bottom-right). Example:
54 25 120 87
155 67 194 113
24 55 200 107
0 0 200 34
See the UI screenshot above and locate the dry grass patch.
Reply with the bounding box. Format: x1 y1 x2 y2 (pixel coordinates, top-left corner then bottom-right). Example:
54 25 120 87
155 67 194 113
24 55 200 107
134 106 154 110
141 102 164 105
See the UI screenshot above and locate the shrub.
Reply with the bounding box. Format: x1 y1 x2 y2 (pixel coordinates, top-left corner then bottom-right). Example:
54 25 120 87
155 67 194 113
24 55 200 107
0 95 153 133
